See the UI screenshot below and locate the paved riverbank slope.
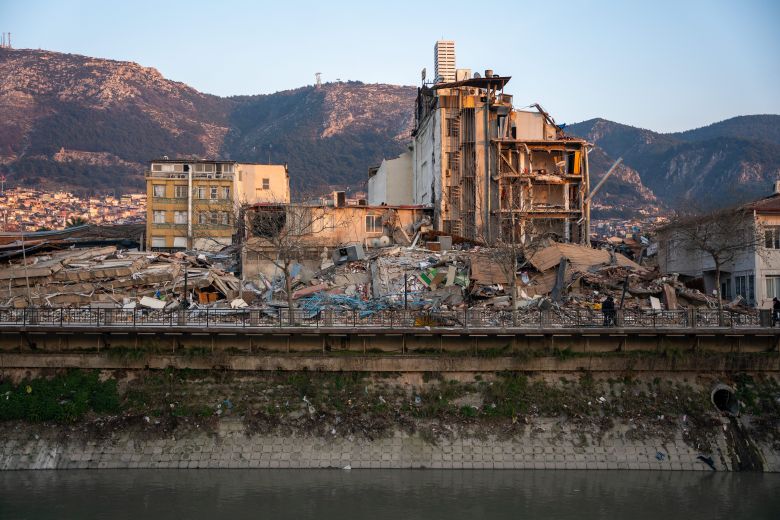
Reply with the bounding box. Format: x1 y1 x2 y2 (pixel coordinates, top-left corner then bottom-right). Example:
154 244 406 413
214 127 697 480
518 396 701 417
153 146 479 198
1 369 778 471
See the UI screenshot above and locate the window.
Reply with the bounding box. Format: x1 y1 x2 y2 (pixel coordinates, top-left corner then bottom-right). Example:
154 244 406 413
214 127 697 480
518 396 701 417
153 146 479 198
365 214 382 234
767 276 780 300
196 186 206 199
734 275 755 302
194 163 215 173
220 211 229 226
153 210 166 224
210 186 218 199
210 212 219 225
173 237 187 248
152 164 162 172
222 187 231 200
174 185 188 198
153 185 165 198
766 227 780 249
174 211 187 224
198 212 207 225
262 178 270 190
721 279 731 299
151 237 166 248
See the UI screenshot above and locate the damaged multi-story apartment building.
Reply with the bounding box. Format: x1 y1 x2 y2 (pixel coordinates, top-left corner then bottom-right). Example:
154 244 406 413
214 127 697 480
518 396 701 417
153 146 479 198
369 40 591 245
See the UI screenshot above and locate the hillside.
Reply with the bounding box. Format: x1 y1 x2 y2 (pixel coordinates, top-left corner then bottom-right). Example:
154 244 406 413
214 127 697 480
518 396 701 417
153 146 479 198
1 47 777 216
0 48 415 194
566 117 780 211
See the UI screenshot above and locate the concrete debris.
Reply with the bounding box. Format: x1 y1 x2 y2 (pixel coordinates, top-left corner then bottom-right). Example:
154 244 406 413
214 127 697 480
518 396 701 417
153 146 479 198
0 239 755 318
0 245 240 309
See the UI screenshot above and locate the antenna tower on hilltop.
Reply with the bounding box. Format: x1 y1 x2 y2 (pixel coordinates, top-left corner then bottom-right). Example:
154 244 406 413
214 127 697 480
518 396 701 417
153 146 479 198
0 32 11 49
315 72 322 88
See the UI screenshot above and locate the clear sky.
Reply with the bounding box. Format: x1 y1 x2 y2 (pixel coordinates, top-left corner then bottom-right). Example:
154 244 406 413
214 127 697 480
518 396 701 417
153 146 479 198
2 0 779 132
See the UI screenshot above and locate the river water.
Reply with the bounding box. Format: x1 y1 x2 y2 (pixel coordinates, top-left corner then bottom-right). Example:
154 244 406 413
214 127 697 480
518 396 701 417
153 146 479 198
1 469 778 519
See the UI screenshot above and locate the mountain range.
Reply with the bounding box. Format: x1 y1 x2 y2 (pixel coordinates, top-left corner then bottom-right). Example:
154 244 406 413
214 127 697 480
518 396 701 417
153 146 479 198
1 47 778 218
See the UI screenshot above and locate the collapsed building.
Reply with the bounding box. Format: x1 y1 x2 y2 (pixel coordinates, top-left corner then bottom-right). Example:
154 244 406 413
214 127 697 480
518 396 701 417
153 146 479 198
369 42 591 245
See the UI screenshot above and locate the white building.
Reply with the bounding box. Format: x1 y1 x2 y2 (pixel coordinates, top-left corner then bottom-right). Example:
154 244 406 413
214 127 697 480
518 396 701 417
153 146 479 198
367 151 413 206
657 187 780 308
434 40 456 83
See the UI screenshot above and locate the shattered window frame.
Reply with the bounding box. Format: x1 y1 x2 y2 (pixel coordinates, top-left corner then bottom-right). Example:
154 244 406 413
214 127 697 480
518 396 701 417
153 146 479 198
153 210 166 224
152 185 165 198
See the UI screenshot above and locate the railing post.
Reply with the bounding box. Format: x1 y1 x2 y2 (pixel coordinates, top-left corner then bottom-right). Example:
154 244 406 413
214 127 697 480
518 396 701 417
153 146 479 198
96 308 100 327
23 307 27 327
60 308 64 327
206 309 210 328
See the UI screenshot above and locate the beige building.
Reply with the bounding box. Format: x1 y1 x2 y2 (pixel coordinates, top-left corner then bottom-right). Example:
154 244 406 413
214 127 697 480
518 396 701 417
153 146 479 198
145 159 291 252
242 203 426 281
368 73 591 245
235 163 290 205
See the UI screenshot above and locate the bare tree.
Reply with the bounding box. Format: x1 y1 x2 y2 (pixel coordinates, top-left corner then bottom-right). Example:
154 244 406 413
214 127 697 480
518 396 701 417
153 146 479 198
662 206 765 314
244 201 344 318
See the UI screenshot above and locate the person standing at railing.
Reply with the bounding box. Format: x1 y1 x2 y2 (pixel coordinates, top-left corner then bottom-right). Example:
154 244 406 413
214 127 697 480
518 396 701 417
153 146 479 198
772 298 780 327
602 296 616 327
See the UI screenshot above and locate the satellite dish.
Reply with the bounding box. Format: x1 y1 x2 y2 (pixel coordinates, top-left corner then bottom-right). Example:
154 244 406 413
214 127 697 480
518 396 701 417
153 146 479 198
473 72 481 78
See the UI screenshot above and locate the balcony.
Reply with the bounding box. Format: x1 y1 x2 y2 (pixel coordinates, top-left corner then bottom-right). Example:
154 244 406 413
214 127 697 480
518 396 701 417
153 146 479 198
193 198 233 206
150 222 187 229
145 171 235 180
151 197 186 204
195 224 234 231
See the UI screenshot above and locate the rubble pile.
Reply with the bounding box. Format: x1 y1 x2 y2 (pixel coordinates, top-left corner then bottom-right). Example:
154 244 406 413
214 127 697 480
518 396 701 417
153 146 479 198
0 246 239 309
264 239 755 315
0 239 754 316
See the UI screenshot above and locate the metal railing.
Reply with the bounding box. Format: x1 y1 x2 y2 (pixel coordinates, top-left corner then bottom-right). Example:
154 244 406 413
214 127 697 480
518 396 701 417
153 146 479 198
0 307 763 330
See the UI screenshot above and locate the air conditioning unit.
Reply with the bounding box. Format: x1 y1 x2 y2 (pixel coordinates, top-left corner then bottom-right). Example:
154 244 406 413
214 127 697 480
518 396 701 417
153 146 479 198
332 244 365 265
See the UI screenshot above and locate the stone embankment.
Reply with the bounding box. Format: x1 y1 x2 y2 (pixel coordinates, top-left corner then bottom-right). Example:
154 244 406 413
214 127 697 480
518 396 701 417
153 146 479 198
0 369 777 472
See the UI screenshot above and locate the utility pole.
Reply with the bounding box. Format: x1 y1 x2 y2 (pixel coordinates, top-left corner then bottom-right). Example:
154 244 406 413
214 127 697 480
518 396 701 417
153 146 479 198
187 163 193 250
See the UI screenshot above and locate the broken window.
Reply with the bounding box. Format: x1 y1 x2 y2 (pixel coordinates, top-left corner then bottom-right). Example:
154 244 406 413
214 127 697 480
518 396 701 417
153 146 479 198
153 185 165 198
250 207 286 238
153 210 166 224
198 212 207 225
174 211 187 224
220 211 229 226
365 214 382 234
151 236 166 248
173 237 187 248
196 186 206 199
222 187 231 200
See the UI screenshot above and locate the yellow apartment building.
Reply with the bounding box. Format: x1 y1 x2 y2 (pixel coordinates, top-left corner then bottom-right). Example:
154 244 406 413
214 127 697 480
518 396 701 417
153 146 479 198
145 159 292 252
